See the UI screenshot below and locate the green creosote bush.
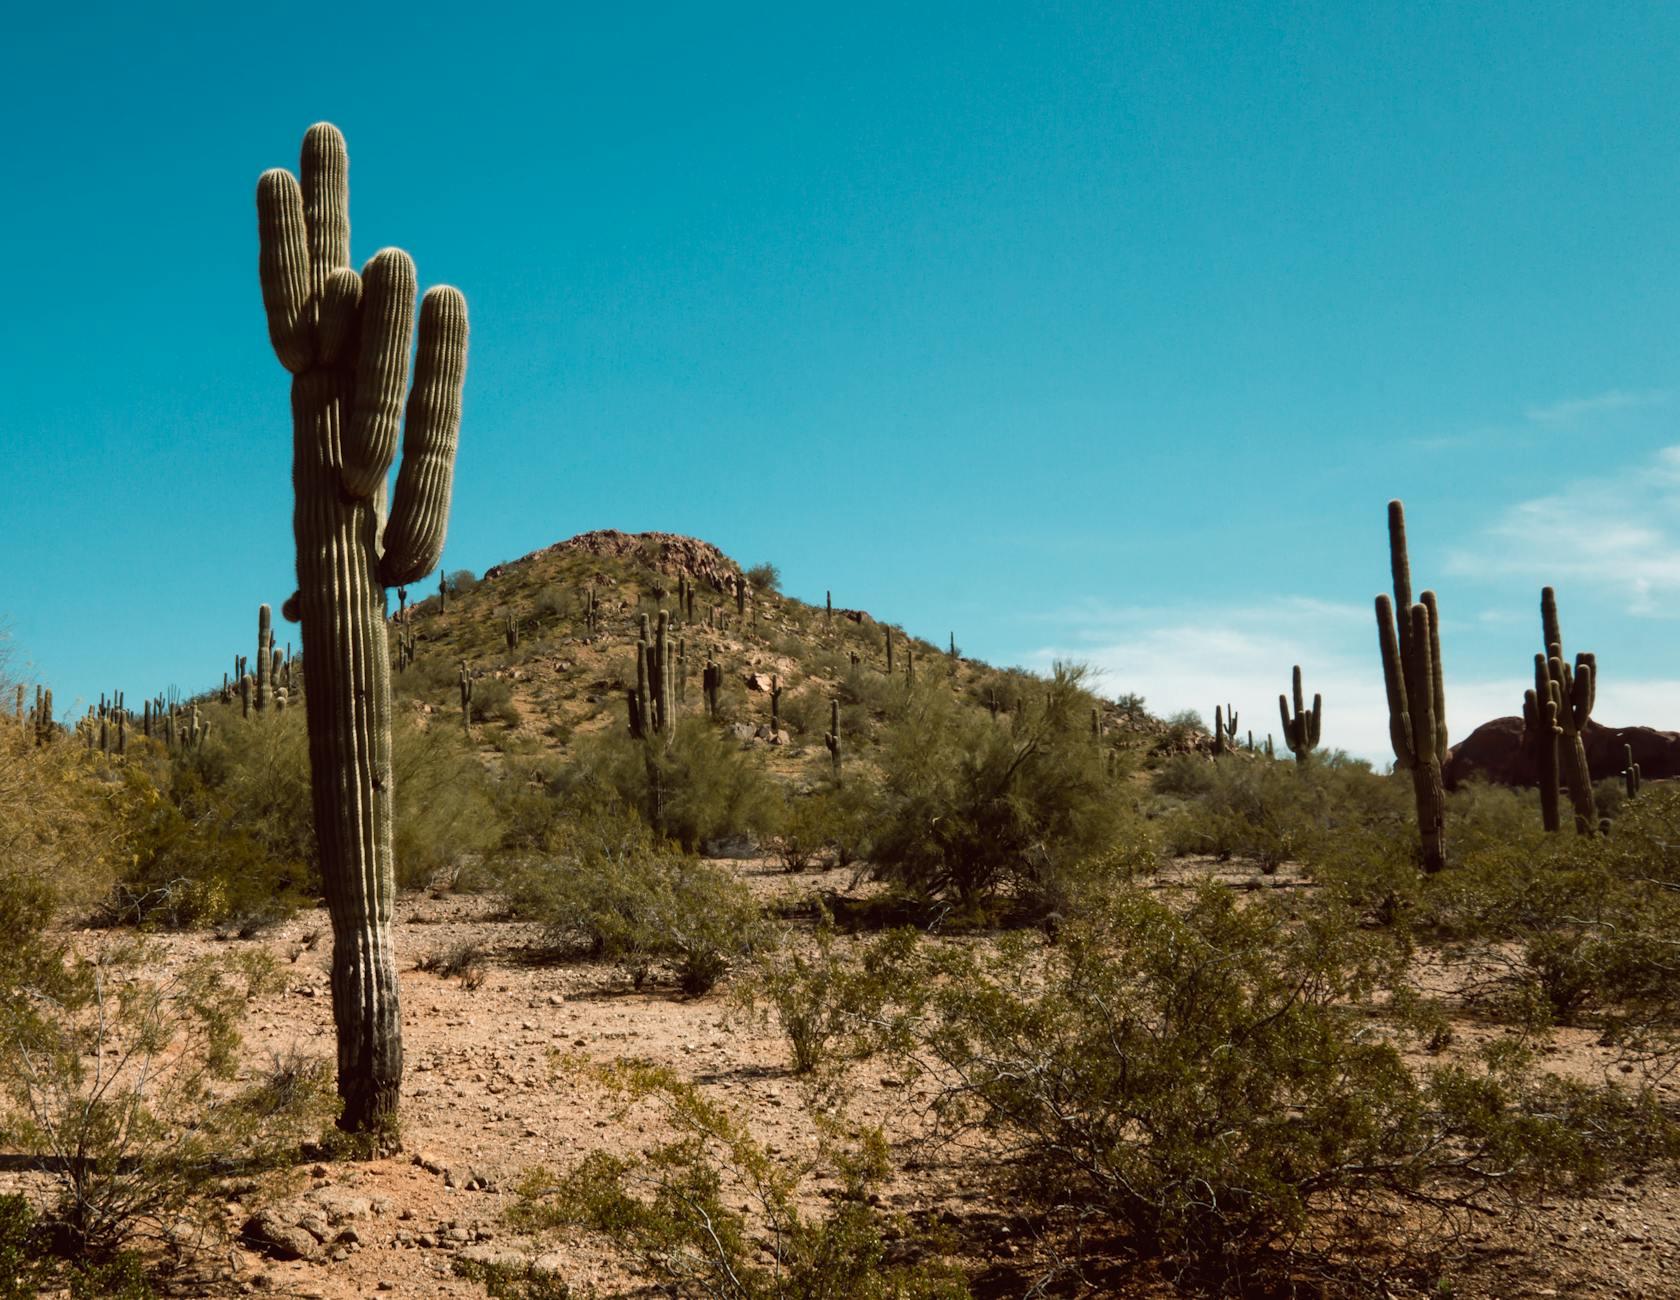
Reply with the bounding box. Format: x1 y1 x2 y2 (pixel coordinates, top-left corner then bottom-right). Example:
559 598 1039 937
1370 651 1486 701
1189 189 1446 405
445 568 478 596
893 882 1677 1287
0 890 335 1278
1152 750 1403 872
501 806 767 994
508 1058 968 1300
735 921 922 1077
868 662 1132 914
554 719 780 854
469 675 521 727
109 705 503 926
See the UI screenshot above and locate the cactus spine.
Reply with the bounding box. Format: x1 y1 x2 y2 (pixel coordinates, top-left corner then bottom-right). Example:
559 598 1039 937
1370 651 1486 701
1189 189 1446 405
1375 500 1448 873
1540 587 1598 834
257 124 468 1131
1278 667 1322 766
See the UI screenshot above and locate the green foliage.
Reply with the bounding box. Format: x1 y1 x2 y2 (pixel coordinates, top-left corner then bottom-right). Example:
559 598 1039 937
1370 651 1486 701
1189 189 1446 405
503 807 767 993
556 720 781 854
745 562 782 594
1153 751 1402 871
111 707 503 924
0 901 332 1272
452 1254 574 1299
870 663 1133 911
737 923 921 1076
470 675 522 726
893 883 1675 1285
509 1059 967 1299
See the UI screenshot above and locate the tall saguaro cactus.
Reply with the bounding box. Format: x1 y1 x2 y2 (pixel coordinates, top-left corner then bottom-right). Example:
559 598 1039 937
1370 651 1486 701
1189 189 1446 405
1540 587 1598 835
1374 500 1448 873
257 124 468 1133
256 604 274 710
1278 666 1321 766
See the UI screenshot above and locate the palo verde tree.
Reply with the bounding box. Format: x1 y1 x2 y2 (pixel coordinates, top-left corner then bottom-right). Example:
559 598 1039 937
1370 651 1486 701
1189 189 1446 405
257 123 468 1132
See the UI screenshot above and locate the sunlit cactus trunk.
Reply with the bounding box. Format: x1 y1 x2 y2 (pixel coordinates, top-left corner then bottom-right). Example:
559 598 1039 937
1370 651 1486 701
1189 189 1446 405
257 124 468 1134
1541 587 1597 835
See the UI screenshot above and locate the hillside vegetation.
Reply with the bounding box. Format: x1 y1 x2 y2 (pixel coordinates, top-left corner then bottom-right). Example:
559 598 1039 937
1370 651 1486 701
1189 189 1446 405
2 530 1678 1299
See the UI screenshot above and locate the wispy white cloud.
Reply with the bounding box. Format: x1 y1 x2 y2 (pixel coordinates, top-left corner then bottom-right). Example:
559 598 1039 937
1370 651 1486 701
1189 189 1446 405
1524 388 1669 425
1025 597 1680 765
1446 445 1680 615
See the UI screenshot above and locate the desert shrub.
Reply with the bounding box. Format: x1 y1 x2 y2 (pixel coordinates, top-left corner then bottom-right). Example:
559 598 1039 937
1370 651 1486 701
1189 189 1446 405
745 561 782 594
869 663 1130 913
897 883 1676 1286
470 675 521 726
509 1059 967 1299
389 716 505 889
770 788 845 872
1155 752 1408 872
0 905 333 1275
0 717 122 910
503 807 766 993
114 707 501 922
737 923 921 1076
554 721 780 854
446 568 478 595
417 941 488 989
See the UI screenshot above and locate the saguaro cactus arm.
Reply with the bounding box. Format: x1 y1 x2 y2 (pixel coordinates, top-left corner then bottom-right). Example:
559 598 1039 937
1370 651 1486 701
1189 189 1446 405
256 123 468 1134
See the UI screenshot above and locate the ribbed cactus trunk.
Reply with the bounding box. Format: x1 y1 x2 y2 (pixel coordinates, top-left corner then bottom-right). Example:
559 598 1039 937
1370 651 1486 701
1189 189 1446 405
1375 501 1448 874
1522 652 1562 833
257 604 274 711
258 124 467 1134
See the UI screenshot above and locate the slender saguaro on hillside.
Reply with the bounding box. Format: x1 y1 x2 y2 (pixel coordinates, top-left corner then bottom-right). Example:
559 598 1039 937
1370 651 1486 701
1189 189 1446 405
1278 666 1321 766
257 123 469 1132
1375 500 1448 873
256 604 274 710
1540 587 1598 835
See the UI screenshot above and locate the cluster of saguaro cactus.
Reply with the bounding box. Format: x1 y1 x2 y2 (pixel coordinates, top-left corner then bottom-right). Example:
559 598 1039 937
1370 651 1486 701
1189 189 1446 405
703 659 723 718
628 611 676 741
1278 667 1321 766
1540 588 1598 835
1375 500 1448 873
1212 703 1239 756
1623 744 1642 800
825 699 841 778
258 123 468 1131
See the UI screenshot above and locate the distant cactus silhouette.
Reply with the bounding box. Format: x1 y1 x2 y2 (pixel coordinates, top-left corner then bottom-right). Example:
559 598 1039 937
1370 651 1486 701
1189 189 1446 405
1522 652 1562 832
703 659 723 718
825 699 842 781
1541 587 1598 835
1622 744 1641 800
1375 500 1448 873
257 123 468 1132
256 604 273 711
1213 703 1239 756
1278 667 1321 766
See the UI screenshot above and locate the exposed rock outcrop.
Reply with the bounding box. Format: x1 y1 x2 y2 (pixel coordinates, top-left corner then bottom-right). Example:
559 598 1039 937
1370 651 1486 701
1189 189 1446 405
1444 717 1678 789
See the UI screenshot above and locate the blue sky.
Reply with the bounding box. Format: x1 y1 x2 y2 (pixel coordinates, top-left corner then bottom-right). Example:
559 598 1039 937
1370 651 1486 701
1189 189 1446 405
3 2 1678 760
